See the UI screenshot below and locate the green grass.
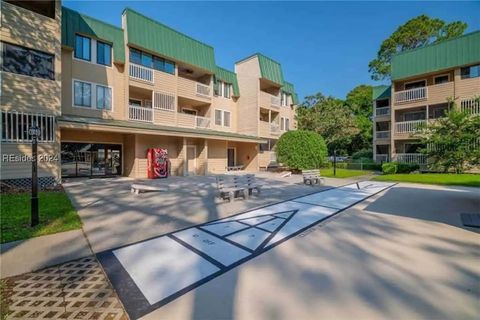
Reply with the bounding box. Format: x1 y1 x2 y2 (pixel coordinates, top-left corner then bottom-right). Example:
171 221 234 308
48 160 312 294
0 191 82 244
320 168 373 178
372 173 480 187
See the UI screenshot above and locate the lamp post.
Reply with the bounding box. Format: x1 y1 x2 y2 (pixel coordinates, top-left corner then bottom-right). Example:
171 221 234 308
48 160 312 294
29 125 41 227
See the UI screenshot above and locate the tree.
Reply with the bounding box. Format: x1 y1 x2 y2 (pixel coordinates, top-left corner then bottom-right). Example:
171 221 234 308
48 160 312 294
276 130 327 170
297 93 359 155
345 85 373 153
416 110 480 173
369 15 467 80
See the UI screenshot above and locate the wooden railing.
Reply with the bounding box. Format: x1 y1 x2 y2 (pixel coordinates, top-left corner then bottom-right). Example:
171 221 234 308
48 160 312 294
375 107 390 117
396 153 426 165
461 97 480 115
395 87 427 103
128 105 153 122
129 63 154 83
376 130 390 139
395 120 426 133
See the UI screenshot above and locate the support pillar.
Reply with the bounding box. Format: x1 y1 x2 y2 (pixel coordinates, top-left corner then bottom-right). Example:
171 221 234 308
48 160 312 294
183 137 187 176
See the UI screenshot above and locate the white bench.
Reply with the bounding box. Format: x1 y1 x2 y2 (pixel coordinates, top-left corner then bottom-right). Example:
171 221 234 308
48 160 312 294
131 184 163 195
302 169 325 185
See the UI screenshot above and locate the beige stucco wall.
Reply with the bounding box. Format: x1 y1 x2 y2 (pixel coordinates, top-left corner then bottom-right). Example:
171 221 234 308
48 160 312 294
235 57 261 136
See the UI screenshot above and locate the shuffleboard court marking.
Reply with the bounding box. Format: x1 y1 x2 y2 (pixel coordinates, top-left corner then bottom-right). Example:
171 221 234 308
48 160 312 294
97 181 395 319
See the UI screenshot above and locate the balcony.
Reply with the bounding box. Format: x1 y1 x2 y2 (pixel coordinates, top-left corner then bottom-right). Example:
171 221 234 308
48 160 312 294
129 105 153 122
177 112 211 129
461 97 480 115
376 130 390 139
260 92 280 109
270 123 281 135
177 77 211 102
375 107 390 117
375 154 389 163
395 120 426 134
394 87 427 104
396 153 426 165
129 63 154 84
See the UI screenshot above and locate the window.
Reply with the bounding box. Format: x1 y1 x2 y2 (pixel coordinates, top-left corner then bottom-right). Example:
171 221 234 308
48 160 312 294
434 75 449 85
404 80 426 90
96 85 112 110
429 104 449 119
129 48 175 74
1 41 54 80
285 118 290 131
1 110 55 143
403 111 425 121
461 64 480 79
74 35 91 61
281 92 289 106
215 109 230 127
129 99 142 107
74 81 92 107
97 41 112 66
214 78 220 96
223 83 231 99
215 110 222 125
224 111 231 127
182 108 197 115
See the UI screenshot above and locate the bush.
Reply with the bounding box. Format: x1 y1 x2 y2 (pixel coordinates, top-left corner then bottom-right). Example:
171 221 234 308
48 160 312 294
352 149 373 160
382 162 420 174
396 163 420 173
382 162 397 174
276 130 328 170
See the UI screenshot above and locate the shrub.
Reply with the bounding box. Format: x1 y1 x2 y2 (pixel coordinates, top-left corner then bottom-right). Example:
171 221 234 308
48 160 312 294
396 163 420 173
382 162 397 174
276 130 328 170
352 149 373 160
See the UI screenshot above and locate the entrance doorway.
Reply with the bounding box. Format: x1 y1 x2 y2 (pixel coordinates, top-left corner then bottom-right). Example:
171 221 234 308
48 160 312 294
61 143 122 178
186 146 196 176
227 147 236 167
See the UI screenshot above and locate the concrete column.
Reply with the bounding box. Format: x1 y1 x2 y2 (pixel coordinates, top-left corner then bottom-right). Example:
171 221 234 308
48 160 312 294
204 139 208 175
183 137 187 176
426 105 429 120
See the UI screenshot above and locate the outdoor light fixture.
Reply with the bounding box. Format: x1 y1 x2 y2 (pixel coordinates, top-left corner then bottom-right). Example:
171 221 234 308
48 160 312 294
29 125 41 227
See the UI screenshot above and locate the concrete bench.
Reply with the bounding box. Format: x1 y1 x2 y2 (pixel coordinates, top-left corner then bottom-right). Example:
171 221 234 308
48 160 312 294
302 169 325 185
131 184 163 195
216 176 248 202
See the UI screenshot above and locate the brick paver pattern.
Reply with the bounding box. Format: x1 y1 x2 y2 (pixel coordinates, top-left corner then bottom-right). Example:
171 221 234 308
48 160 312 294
4 256 127 320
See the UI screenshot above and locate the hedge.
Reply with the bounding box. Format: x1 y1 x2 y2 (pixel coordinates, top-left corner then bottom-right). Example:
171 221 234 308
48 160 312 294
276 130 328 170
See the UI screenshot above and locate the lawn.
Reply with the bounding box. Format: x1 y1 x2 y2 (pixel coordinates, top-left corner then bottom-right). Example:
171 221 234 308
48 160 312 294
0 191 82 244
373 173 480 187
320 168 373 178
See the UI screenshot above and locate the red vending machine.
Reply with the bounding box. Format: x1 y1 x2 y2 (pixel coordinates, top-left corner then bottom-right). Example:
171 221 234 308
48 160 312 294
147 148 169 179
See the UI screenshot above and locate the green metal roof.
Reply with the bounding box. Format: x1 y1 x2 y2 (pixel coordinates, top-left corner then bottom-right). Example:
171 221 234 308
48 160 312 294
282 81 299 104
372 85 391 100
124 8 216 73
61 7 125 63
215 66 240 96
58 115 266 143
257 54 285 85
392 31 480 80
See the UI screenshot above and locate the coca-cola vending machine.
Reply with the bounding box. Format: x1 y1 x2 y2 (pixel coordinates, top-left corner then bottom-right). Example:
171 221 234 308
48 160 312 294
147 148 169 179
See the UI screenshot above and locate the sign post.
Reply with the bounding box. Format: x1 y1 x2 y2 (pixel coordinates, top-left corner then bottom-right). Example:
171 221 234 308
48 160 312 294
29 126 41 227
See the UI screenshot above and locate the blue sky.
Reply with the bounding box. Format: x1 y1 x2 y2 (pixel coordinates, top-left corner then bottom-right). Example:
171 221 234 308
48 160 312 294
64 1 479 101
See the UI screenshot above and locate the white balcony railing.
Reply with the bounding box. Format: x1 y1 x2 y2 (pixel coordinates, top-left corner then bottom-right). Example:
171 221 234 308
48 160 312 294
396 153 427 165
461 97 480 115
196 83 211 97
196 115 211 129
395 87 427 103
271 96 280 107
376 130 390 139
270 123 280 134
129 105 153 122
395 120 426 133
375 154 389 163
375 107 390 117
129 63 154 83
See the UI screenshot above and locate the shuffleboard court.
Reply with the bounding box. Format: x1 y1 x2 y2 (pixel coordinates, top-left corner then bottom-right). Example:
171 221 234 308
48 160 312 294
97 181 394 319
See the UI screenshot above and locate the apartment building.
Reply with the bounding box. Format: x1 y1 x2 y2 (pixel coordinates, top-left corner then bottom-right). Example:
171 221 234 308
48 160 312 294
373 31 480 165
0 2 298 186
